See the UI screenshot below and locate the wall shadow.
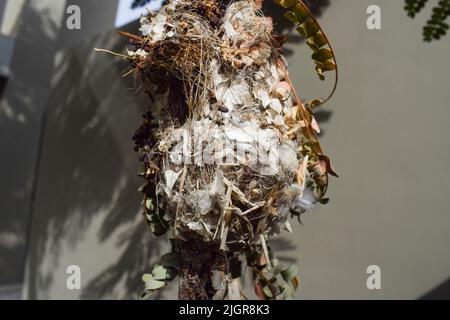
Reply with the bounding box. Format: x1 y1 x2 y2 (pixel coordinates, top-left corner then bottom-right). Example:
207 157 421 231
24 22 165 299
420 277 450 300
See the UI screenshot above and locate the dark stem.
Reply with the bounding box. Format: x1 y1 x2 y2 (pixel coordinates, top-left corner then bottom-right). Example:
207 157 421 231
177 241 226 300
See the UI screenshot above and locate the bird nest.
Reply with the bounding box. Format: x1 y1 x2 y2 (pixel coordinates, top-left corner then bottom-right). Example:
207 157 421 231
102 0 338 300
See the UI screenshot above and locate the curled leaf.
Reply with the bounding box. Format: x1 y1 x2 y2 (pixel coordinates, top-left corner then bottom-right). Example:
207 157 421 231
305 99 324 109
297 19 320 38
140 289 155 300
273 0 338 105
281 265 298 284
262 285 274 298
312 48 333 62
318 154 339 178
152 264 178 281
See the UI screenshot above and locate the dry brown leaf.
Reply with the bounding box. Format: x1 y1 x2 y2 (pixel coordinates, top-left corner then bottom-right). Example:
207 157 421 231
318 154 339 177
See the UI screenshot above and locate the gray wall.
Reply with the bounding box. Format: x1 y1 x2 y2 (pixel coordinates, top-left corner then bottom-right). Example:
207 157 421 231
1 0 449 299
0 0 119 296
0 0 66 290
285 0 450 299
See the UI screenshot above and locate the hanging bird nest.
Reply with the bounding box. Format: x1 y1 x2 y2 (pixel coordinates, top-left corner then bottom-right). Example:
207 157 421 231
98 0 338 300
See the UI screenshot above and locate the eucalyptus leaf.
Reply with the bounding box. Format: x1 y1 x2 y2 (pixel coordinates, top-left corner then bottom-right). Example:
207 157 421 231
140 289 155 300
281 265 298 283
262 268 275 281
160 252 182 269
142 274 153 282
150 220 168 236
312 48 333 62
284 11 298 24
152 265 168 281
143 274 166 291
278 284 295 300
146 198 154 211
262 285 274 298
152 264 178 281
297 19 320 38
138 182 147 193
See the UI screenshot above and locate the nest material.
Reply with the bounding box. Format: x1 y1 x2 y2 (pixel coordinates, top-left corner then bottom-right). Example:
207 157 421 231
125 0 334 299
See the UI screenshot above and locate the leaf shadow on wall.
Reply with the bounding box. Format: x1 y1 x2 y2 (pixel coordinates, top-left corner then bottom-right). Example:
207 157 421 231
25 22 166 300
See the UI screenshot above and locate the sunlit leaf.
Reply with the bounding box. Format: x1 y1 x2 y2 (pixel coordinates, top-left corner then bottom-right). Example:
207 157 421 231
152 264 178 281
262 285 274 298
297 19 320 38
146 198 154 211
312 48 333 63
281 265 298 283
143 274 166 291
140 289 155 300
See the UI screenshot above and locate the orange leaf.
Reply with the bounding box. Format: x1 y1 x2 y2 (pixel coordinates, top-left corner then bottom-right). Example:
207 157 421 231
292 276 300 290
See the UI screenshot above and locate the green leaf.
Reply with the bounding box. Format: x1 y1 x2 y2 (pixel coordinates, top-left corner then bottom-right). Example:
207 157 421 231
277 284 295 300
307 31 328 51
138 183 147 193
297 19 320 38
291 4 309 23
316 66 325 81
140 289 155 300
262 285 274 298
146 198 154 211
143 274 166 291
152 265 178 281
142 274 153 282
312 48 333 63
150 220 168 236
284 11 298 24
281 265 298 283
160 252 182 270
262 268 275 281
324 60 337 71
152 265 168 280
